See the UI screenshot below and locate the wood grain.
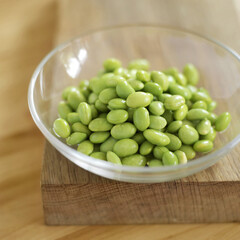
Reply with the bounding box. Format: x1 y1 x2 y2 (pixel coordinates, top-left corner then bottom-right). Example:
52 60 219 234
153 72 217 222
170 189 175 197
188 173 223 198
1 0 240 238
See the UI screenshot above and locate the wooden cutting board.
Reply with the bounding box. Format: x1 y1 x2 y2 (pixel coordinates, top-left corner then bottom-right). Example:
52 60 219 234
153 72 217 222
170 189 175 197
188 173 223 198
42 0 240 224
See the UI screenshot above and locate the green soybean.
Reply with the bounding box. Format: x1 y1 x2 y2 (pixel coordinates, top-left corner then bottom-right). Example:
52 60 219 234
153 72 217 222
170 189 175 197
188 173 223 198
53 118 71 138
116 81 135 99
148 101 165 116
77 140 94 155
174 72 187 86
133 107 150 131
162 151 178 166
105 75 125 88
164 95 185 111
67 112 80 124
128 79 144 91
132 132 145 145
174 150 187 164
169 84 192 100
58 101 72 119
126 92 152 108
148 159 163 167
136 70 150 82
103 58 121 72
183 63 199 85
71 122 91 136
62 86 78 100
108 98 127 110
149 115 167 130
215 112 231 132
174 104 188 121
193 140 213 153
187 109 209 121
67 89 86 110
165 133 182 151
179 145 196 160
207 101 217 112
151 71 169 91
90 105 98 119
111 122 137 139
89 118 113 132
99 88 118 104
95 99 108 112
196 119 211 135
182 120 195 127
140 141 154 155
162 110 173 124
100 137 117 152
77 102 92 125
143 129 170 146
122 154 147 166
128 59 149 71
178 125 199 145
153 146 168 160
158 93 171 102
90 132 110 144
191 100 207 110
107 109 128 124
66 132 87 145
186 85 197 94
143 82 162 97
207 112 218 125
201 127 216 141
167 121 182 133
106 151 122 165
113 139 138 157
90 152 107 160
191 91 211 103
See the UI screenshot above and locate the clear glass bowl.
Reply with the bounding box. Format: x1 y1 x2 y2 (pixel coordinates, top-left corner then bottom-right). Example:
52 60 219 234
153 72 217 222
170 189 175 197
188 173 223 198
28 25 240 183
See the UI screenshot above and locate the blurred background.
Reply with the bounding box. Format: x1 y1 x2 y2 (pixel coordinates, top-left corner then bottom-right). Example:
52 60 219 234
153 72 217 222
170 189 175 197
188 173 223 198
1 0 240 239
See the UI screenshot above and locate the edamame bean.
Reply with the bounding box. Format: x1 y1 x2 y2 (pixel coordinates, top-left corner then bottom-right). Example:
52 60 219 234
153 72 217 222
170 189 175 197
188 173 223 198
140 141 154 155
133 107 150 131
162 110 173 124
174 150 187 164
79 80 89 88
95 99 108 112
207 101 217 112
191 91 211 103
149 115 167 130
113 139 138 157
169 84 192 100
163 67 178 76
66 132 87 145
91 78 107 94
201 127 216 141
143 82 162 97
90 152 107 160
179 145 196 160
162 151 178 166
128 59 149 71
127 108 134 121
164 95 185 110
193 140 213 152
90 132 110 144
53 118 71 138
114 67 129 78
148 101 165 116
196 119 211 135
215 112 231 132
173 104 188 121
77 140 94 155
116 81 135 99
62 86 78 100
99 88 118 104
132 132 145 145
103 58 121 72
67 89 86 110
107 109 128 124
67 112 80 124
165 133 182 151
191 100 208 110
58 101 72 119
108 98 127 110
71 122 91 136
167 121 182 133
153 146 168 159
90 104 98 119
122 154 147 166
77 102 92 125
183 63 199 85
89 118 113 131
186 85 197 94
136 70 150 82
178 125 199 145
187 109 209 121
158 93 171 102
148 159 163 167
126 92 152 108
106 151 122 165
128 79 144 91
100 137 117 152
143 129 170 146
207 112 218 125
174 72 187 86
151 71 169 91
182 120 194 127
111 122 136 139
104 75 125 88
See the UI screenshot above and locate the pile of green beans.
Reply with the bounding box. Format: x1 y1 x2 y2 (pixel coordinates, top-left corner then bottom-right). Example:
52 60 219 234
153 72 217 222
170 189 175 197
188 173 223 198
53 58 231 167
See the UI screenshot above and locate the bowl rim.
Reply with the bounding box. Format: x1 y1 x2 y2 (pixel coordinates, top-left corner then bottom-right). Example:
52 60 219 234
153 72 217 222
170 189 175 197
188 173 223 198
28 24 240 173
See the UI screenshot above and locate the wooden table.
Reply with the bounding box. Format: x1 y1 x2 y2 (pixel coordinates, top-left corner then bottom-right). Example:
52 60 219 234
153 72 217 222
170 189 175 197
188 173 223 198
1 0 240 239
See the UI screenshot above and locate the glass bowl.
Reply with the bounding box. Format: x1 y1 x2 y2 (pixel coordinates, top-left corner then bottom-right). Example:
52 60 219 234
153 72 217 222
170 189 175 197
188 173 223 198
28 25 240 183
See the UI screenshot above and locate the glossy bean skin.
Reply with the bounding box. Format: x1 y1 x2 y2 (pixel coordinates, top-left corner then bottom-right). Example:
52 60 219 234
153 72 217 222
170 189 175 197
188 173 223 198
153 146 169 160
173 104 188 121
162 151 178 166
215 112 231 132
107 109 128 124
191 91 211 104
174 150 187 164
113 139 138 157
58 101 72 119
167 120 182 133
67 112 80 124
178 125 199 145
143 82 162 97
66 132 87 145
148 159 163 167
179 145 196 160
149 116 167 130
169 84 192 100
132 132 145 145
89 118 113 132
128 59 149 71
90 152 107 160
201 127 216 141
71 122 91 136
88 92 98 104
151 71 169 91
95 99 108 112
103 58 121 72
207 101 217 112
99 88 118 104
77 140 94 155
116 81 135 99
136 70 150 82
165 133 182 151
140 141 154 155
77 102 92 125
128 79 144 91
174 72 187 86
67 89 86 110
108 98 127 110
193 140 213 153
191 100 207 110
111 122 137 139
62 86 78 100
106 151 122 165
196 119 211 135
100 137 117 152
53 118 71 138
90 132 110 144
148 101 165 116
164 95 185 111
122 154 147 166
187 109 209 121
126 92 152 108
143 129 170 146
133 107 150 131
207 112 218 125
183 63 199 85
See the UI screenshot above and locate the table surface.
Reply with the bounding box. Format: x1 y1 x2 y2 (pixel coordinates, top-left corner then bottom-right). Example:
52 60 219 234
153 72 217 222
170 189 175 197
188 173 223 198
1 0 240 239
